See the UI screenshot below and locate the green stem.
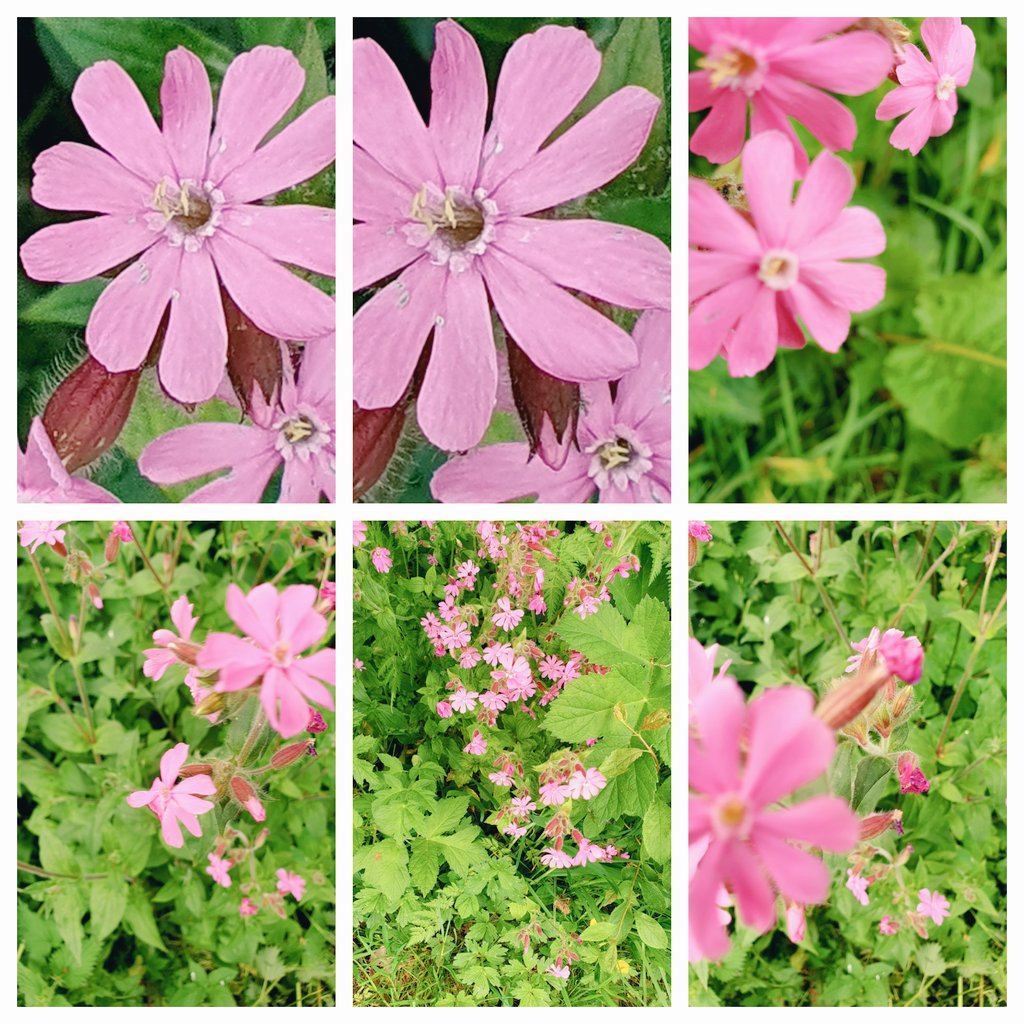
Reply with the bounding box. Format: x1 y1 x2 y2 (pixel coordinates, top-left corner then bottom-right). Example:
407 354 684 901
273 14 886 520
132 525 168 593
17 861 108 881
27 549 68 645
237 705 268 766
889 533 958 629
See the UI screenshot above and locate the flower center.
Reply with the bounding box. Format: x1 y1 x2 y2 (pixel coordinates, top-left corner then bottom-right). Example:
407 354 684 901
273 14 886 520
698 39 766 96
404 184 498 273
712 794 751 839
274 407 331 463
935 74 957 101
271 641 292 666
758 249 799 291
586 426 654 492
147 178 223 252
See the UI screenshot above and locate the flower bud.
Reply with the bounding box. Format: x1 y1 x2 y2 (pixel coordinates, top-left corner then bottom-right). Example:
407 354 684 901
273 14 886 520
104 534 119 563
179 763 213 778
223 288 282 415
859 808 903 840
870 702 893 738
815 664 890 731
354 400 407 499
889 686 915 724
270 742 313 769
785 901 806 944
194 691 226 716
230 776 266 821
688 534 698 567
42 356 142 472
167 639 202 666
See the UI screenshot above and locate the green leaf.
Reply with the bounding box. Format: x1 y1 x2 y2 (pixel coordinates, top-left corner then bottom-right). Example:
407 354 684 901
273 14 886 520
88 876 127 942
417 795 469 839
408 840 440 894
541 667 649 742
50 886 84 966
641 799 671 863
627 594 670 662
852 755 893 815
587 755 657 819
599 747 644 779
916 942 948 977
40 615 73 661
427 827 487 875
555 602 646 667
457 17 573 42
354 839 410 903
19 280 106 327
39 832 79 876
255 946 287 982
93 721 132 757
123 887 167 951
579 921 616 942
634 911 668 950
592 196 670 245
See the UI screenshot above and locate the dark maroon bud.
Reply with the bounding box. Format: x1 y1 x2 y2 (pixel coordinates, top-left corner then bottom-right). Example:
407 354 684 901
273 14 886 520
223 288 283 415
354 400 405 500
42 356 141 472
506 338 580 470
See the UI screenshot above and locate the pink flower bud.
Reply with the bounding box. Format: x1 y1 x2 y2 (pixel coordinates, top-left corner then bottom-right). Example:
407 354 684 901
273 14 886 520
354 400 407 500
859 808 903 840
230 776 265 820
815 663 890 730
436 700 453 719
179 762 213 778
879 632 923 684
785 901 806 944
167 639 202 666
88 583 103 610
270 742 314 769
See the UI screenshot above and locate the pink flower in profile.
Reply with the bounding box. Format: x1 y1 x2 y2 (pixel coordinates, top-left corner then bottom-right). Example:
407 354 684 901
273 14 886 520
353 521 367 546
319 581 337 610
458 646 481 669
276 868 306 901
917 889 951 926
371 547 392 573
880 631 924 684
436 699 453 718
567 767 607 801
199 583 335 738
876 19 976 155
546 963 570 980
126 742 217 848
239 897 258 917
19 520 67 554
879 915 900 935
846 869 870 907
690 131 886 377
19 418 118 503
354 19 669 452
206 853 233 888
432 309 670 503
307 708 327 733
897 752 930 795
449 687 479 714
463 730 488 755
845 626 884 671
540 844 574 869
689 520 712 543
539 780 570 807
143 594 199 681
20 46 334 403
139 339 335 503
689 676 859 960
689 19 892 173
492 598 524 632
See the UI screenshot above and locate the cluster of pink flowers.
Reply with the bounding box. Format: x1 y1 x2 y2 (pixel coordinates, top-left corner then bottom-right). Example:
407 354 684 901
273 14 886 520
847 626 923 684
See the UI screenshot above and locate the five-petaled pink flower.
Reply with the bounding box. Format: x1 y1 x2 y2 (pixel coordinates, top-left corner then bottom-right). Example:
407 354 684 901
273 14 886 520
917 888 951 926
20 46 335 403
876 18 975 155
483 642 514 668
539 780 571 807
463 730 488 755
206 853 233 888
436 699 453 718
19 418 118 503
199 583 335 738
276 868 306 901
539 656 564 681
546 963 570 980
239 897 258 917
567 767 607 801
458 646 481 669
689 18 892 174
492 597 524 631
143 593 199 681
354 19 670 452
449 687 479 714
18 520 67 554
846 869 870 907
510 794 537 816
689 676 859 960
689 520 712 543
127 742 217 848
479 689 508 712
690 130 886 376
431 309 670 503
371 547 392 573
439 621 470 651
879 915 899 935
353 521 367 546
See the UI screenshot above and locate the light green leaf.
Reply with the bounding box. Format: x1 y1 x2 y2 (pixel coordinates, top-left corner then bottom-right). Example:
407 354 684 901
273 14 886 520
50 886 84 966
627 594 670 662
89 876 127 942
541 667 649 742
588 755 657 819
641 799 671 863
417 795 469 839
354 839 410 903
427 827 487 875
634 911 668 950
255 946 287 981
599 747 644 779
555 602 646 667
916 942 947 977
123 887 167 950
39 832 79 876
408 840 440 894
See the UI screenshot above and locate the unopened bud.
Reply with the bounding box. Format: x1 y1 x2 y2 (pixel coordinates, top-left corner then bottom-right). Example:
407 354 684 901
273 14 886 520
816 664 890 731
354 400 406 499
88 583 103 610
68 615 80 649
194 691 225 716
859 808 903 840
270 742 313 769
223 288 282 415
688 533 698 567
167 639 202 666
870 703 893 738
840 714 871 748
230 776 266 821
179 763 213 778
889 685 915 723
104 534 119 563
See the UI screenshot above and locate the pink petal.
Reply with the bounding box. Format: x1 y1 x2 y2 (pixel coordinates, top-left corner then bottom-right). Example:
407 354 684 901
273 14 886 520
752 833 830 904
160 811 185 848
921 18 961 66
354 144 410 223
431 443 593 503
687 69 714 112
221 203 335 276
417 267 496 451
62 478 121 503
930 97 956 138
173 792 215 815
479 25 601 192
200 632 270 689
777 296 807 348
888 100 938 155
688 275 760 371
353 257 443 408
761 74 857 152
948 26 976 85
261 666 313 737
219 96 335 204
354 38 440 190
690 249 757 305
688 839 731 961
789 281 852 352
429 20 487 187
210 231 335 340
231 583 280 649
743 130 795 249
895 44 938 88
787 150 854 251
689 178 760 259
769 32 892 94
20 218 156 284
139 422 275 483
159 742 189 786
749 94 810 177
296 648 336 686
160 47 212 183
353 222 421 291
72 60 173 183
614 308 671 428
482 247 638 381
284 665 334 710
30 142 151 214
170 595 197 640
176 809 203 839
876 83 932 121
157 249 227 403
181 452 281 503
127 786 157 808
207 46 304 183
280 458 333 503
798 206 885 262
725 286 778 377
799 261 886 313
492 86 660 216
278 585 325 653
86 243 181 371
757 796 859 853
752 18 861 49
494 217 670 310
689 676 745 795
689 89 748 166
721 839 776 933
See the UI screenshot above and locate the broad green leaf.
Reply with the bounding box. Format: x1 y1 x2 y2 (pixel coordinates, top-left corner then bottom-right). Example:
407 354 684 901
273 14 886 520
19 280 105 327
627 594 670 662
93 721 132 757
634 911 668 950
427 827 487 875
39 832 79 876
599 747 644 779
593 196 669 245
354 839 410 903
255 946 287 981
587 755 657 819
555 602 646 667
40 615 73 661
417 795 469 839
579 921 616 942
641 798 671 863
123 887 167 950
853 755 892 815
89 876 127 942
541 667 649 742
50 886 84 966
916 942 947 977
408 840 440 894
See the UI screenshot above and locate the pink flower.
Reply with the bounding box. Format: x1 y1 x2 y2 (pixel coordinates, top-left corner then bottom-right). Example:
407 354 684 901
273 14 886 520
546 963 570 980
539 780 571 807
456 560 478 579
689 637 736 710
566 767 607 801
488 769 514 787
353 658 364 671
239 898 259 917
571 832 606 866
846 869 870 907
463 730 488 755
689 676 859 960
436 699 453 718
879 915 900 935
139 340 335 503
689 520 712 543
319 581 337 610
18 520 67 554
20 47 334 403
539 656 564 681
439 621 470 651
845 626 884 672
511 794 537 816
371 547 392 573
432 309 671 503
528 593 547 614
420 612 442 639
19 418 118 502
483 642 514 668
880 631 924 684
575 594 601 620
689 18 892 173
307 708 327 733
127 742 217 848
143 594 199 681
540 841 574 869
917 888 951 927
353 521 367 546
492 597 524 632
479 689 508 713
354 20 668 452
585 738 598 748
206 853 233 888
276 868 306 901
785 901 806 944
501 657 536 701
458 646 481 669
504 823 528 839
690 131 886 376
449 687 479 713
876 19 975 155
111 520 133 542
897 752 930 795
199 583 335 738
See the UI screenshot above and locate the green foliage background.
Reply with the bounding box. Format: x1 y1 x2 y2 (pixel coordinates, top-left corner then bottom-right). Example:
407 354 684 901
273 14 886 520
689 521 1006 1006
689 18 1007 502
353 521 671 1005
17 521 336 1006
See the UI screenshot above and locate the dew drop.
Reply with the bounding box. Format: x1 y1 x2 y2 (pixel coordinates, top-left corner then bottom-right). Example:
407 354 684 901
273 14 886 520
171 289 180 301
435 315 445 327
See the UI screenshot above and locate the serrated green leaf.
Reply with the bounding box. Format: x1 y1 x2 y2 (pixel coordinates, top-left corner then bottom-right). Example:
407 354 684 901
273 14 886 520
39 832 79 876
255 946 287 981
916 942 947 977
627 594 670 662
634 911 668 949
599 747 644 779
50 886 84 966
587 755 657 819
408 840 440 894
89 876 127 942
542 668 649 742
641 798 671 863
354 839 410 903
555 603 646 667
417 795 469 839
123 887 166 951
427 827 487 875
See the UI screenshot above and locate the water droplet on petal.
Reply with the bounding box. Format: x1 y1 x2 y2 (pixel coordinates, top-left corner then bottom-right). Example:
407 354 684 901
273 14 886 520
171 289 180 301
435 315 445 327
